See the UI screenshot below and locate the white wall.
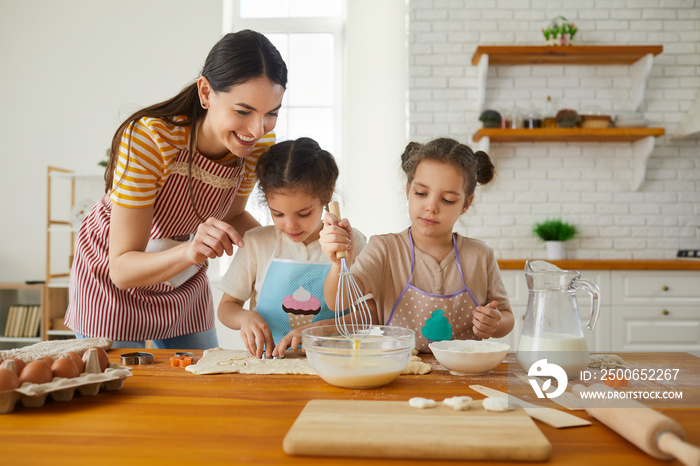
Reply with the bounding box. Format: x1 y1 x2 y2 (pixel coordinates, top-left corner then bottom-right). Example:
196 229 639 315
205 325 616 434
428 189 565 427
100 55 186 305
409 0 700 259
0 0 223 282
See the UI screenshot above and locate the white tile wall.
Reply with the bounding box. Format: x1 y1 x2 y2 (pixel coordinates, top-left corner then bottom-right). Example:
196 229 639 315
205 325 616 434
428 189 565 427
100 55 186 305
409 0 700 259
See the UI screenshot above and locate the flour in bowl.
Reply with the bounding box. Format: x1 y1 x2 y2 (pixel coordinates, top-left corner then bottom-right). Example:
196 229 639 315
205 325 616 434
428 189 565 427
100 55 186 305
446 341 510 353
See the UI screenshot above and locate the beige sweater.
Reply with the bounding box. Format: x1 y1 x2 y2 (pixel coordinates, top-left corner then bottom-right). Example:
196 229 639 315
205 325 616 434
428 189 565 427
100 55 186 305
351 228 510 324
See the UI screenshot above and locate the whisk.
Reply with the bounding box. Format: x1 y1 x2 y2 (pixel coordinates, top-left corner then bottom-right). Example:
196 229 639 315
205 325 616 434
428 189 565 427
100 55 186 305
328 201 373 340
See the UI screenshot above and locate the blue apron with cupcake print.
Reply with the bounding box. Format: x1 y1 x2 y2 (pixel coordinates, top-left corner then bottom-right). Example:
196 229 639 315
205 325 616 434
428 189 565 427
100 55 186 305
256 235 333 347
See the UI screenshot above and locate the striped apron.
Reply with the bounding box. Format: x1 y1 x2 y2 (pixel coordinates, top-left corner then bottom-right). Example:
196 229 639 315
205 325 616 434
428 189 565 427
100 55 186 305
65 150 246 341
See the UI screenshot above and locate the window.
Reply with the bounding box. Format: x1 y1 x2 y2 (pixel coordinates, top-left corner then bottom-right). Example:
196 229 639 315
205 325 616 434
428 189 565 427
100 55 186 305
224 0 343 155
212 1 345 277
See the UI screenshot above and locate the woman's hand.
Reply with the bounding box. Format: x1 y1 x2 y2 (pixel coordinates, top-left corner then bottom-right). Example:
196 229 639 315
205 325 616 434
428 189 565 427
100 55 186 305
472 301 502 339
319 211 354 264
239 311 275 359
188 217 244 264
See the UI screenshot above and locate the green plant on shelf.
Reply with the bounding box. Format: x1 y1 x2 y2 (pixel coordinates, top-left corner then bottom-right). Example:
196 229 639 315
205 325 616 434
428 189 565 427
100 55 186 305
542 16 578 46
533 218 578 242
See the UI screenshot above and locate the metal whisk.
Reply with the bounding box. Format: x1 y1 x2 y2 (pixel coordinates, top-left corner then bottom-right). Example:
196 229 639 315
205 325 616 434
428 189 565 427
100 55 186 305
328 201 373 339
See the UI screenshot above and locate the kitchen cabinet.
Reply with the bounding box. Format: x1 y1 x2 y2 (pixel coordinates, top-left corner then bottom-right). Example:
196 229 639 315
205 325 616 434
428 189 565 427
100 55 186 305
496 266 700 352
470 45 665 190
0 282 44 349
610 271 700 351
45 166 103 341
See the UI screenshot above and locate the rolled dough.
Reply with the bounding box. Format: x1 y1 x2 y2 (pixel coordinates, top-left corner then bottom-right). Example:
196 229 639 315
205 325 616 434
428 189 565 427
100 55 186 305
443 396 472 411
186 348 433 376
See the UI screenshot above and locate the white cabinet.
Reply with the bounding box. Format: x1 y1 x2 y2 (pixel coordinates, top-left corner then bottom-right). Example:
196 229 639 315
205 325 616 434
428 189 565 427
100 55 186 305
496 269 611 352
498 268 700 352
610 271 700 351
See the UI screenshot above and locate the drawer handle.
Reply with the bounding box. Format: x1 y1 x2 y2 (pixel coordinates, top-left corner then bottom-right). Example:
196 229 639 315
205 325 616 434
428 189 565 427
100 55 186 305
662 285 669 291
662 309 670 316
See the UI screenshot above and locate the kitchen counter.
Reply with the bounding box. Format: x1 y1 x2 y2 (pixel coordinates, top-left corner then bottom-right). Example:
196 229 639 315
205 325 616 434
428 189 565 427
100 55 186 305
0 349 698 465
497 259 700 270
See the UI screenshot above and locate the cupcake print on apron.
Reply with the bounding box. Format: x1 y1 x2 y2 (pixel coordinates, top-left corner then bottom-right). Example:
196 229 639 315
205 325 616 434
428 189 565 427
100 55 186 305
386 230 479 352
256 234 333 346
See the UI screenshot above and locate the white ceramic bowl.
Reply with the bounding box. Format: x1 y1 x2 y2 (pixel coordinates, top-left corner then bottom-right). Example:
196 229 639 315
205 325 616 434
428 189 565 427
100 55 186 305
429 340 510 375
302 325 415 389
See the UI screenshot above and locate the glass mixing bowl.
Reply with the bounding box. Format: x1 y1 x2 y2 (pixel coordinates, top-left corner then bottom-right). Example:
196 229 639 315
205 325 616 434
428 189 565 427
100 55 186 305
302 325 415 389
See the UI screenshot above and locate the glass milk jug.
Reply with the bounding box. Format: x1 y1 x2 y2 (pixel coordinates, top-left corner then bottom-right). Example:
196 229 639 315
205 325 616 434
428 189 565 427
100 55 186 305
516 260 601 379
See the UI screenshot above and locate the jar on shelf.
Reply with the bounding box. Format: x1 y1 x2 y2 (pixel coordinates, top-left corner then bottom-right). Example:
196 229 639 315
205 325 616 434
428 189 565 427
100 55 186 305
507 106 523 129
524 111 542 129
542 95 557 128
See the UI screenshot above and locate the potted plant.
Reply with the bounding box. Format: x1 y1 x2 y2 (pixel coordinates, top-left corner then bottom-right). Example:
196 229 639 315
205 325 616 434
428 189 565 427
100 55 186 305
533 218 578 260
542 16 578 46
479 109 502 128
555 109 581 128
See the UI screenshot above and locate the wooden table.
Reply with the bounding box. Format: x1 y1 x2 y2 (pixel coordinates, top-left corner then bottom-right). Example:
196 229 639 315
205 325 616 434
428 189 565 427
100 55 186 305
1 350 698 465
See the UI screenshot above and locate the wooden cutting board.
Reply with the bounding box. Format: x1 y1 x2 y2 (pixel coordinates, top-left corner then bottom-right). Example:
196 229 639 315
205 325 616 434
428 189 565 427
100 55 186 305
283 399 551 462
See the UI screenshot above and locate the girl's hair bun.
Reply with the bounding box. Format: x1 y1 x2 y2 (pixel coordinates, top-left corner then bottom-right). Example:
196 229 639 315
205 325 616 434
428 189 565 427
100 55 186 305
474 150 494 185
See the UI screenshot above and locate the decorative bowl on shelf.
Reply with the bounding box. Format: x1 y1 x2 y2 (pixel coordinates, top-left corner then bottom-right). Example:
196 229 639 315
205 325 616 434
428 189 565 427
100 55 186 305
581 114 612 128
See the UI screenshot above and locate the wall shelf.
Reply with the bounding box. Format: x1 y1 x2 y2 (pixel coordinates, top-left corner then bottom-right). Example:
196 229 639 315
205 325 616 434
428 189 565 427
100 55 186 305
471 44 664 190
472 127 665 143
471 45 663 66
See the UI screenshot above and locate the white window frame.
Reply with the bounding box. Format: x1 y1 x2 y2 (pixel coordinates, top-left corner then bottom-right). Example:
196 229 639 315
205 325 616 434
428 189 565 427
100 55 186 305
222 0 345 162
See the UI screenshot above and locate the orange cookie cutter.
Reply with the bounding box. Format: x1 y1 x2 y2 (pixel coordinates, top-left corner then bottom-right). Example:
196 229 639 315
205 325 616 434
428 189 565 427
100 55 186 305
170 352 194 368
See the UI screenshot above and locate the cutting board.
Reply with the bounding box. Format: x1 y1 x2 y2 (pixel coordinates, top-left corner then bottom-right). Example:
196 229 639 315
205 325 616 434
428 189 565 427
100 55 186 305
283 399 551 462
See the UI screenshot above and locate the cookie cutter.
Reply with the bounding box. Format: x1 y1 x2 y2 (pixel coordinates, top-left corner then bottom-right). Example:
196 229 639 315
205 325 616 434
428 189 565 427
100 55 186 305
120 352 154 365
171 352 195 367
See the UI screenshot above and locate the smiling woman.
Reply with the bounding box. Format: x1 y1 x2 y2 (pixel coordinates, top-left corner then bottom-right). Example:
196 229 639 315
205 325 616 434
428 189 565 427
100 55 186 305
63 30 289 350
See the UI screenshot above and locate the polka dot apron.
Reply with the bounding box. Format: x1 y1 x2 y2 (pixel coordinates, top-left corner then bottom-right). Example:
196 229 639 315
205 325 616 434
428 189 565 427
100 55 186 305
386 230 479 352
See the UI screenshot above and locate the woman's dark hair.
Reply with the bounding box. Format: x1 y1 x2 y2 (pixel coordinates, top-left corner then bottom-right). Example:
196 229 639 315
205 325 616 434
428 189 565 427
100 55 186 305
105 30 288 215
400 137 494 197
256 137 338 205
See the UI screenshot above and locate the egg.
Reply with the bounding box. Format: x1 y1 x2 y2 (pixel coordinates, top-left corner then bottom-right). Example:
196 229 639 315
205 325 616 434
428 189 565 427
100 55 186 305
0 368 20 391
63 351 85 373
18 359 53 385
82 347 110 372
0 357 26 376
42 356 55 367
51 357 80 379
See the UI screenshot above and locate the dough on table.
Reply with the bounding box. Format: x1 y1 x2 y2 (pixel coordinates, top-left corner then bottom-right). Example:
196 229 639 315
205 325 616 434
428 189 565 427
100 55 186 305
443 396 472 411
588 354 630 370
186 348 316 375
401 355 432 375
408 397 437 409
482 397 512 412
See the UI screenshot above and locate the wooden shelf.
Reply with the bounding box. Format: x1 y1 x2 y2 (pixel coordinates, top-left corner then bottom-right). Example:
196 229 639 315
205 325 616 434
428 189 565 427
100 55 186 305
472 127 665 143
471 45 663 66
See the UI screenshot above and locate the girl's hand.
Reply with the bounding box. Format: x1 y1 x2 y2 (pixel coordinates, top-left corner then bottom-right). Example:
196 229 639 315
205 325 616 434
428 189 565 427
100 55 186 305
472 301 502 339
272 327 305 359
319 211 354 264
239 311 275 359
188 217 244 264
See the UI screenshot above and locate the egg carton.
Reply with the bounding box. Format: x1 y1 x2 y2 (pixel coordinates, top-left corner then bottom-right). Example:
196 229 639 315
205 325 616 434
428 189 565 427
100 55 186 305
0 351 132 414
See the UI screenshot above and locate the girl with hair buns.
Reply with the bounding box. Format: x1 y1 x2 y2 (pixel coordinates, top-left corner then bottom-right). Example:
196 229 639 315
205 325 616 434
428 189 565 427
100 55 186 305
65 30 287 349
217 137 367 358
320 137 513 352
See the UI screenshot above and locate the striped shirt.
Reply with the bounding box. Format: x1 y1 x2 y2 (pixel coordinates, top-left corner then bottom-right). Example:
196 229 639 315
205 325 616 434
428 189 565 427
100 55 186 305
110 115 274 208
64 116 276 341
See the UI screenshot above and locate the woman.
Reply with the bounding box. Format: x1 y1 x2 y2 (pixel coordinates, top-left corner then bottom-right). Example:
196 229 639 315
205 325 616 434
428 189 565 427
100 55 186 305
64 30 287 349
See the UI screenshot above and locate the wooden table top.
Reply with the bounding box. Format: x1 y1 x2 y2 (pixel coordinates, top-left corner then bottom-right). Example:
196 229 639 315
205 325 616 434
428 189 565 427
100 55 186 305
1 350 698 465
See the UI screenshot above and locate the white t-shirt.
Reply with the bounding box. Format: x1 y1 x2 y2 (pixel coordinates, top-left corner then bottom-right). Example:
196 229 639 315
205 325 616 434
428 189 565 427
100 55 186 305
217 225 367 310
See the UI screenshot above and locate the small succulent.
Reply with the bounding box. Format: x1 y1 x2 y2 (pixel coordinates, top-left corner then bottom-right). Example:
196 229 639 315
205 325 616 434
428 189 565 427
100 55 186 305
555 109 581 128
533 218 579 242
479 109 502 128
